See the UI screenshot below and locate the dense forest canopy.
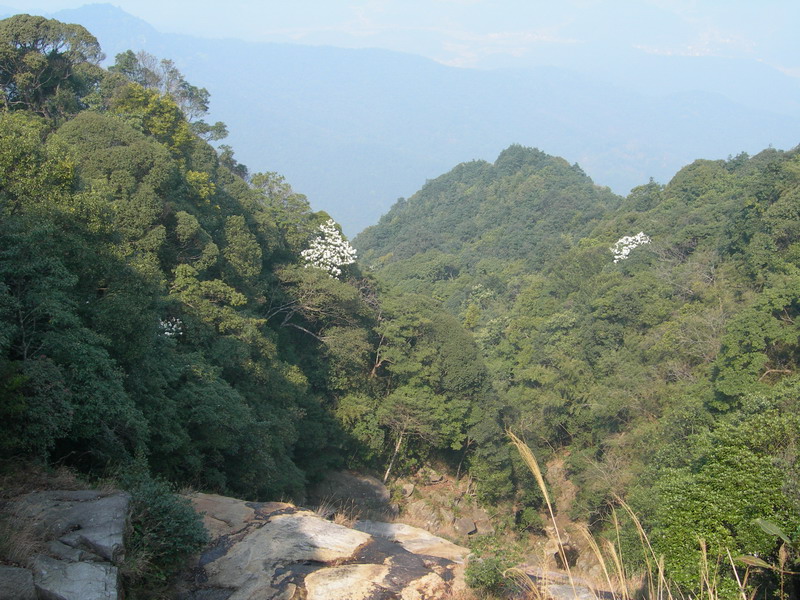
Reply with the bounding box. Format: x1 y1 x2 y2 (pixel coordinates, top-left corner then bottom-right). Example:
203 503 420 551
355 144 800 595
0 13 798 600
0 14 492 502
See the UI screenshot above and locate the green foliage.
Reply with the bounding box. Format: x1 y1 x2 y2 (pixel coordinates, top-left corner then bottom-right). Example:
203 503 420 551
0 19 375 502
515 506 544 534
119 463 208 592
466 556 511 595
0 111 74 215
0 14 104 118
465 534 522 596
3 18 800 599
360 142 800 596
110 84 194 158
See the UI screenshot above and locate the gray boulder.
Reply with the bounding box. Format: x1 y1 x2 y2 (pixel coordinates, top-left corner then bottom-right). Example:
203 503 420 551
454 517 477 536
32 555 118 600
15 491 129 561
181 493 467 600
0 565 36 600
6 489 130 600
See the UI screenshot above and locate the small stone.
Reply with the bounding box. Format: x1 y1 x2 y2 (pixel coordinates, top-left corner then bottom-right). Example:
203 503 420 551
401 483 415 498
453 518 477 536
427 470 444 484
475 519 495 535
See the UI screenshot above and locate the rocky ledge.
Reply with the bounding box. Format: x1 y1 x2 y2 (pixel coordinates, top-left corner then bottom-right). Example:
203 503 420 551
0 490 129 600
1 489 469 600
178 493 469 600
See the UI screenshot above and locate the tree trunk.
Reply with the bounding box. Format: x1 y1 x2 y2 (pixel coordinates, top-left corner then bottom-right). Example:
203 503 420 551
383 427 406 483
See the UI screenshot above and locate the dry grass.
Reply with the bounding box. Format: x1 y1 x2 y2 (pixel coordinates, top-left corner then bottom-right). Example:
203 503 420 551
0 460 83 500
313 496 371 528
509 431 580 596
0 503 47 567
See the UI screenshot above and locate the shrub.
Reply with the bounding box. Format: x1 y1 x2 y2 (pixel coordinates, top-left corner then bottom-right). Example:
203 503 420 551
465 534 521 596
118 465 208 594
466 556 510 595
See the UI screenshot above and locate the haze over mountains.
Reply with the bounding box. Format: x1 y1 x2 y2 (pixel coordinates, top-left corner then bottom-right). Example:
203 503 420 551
3 3 799 234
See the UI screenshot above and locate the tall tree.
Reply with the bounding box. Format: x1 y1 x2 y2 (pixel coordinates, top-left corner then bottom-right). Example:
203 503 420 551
0 14 103 118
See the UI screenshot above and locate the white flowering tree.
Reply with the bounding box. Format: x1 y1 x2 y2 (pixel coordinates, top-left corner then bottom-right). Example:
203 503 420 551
611 232 651 263
301 218 357 278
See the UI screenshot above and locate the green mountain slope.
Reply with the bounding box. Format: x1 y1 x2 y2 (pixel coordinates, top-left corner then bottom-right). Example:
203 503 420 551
356 142 800 596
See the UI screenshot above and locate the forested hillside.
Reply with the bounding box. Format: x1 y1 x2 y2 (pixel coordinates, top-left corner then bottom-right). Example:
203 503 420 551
1 12 799 600
356 145 800 595
0 14 498 507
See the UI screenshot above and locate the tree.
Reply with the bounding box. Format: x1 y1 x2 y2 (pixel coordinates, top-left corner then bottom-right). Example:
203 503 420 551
301 218 357 278
368 294 487 480
0 14 104 117
110 50 227 139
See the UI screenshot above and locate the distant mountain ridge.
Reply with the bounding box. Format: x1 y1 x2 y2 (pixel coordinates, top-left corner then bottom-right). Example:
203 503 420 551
5 4 798 235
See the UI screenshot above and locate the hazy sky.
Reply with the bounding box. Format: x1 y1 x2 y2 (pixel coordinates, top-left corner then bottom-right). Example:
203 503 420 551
6 0 800 74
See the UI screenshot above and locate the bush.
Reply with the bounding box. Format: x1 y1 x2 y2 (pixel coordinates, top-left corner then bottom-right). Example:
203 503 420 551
118 465 208 594
466 556 510 595
465 534 521 596
515 506 545 534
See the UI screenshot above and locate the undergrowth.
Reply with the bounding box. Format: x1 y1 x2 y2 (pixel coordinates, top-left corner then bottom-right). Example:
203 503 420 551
116 462 209 599
480 432 799 600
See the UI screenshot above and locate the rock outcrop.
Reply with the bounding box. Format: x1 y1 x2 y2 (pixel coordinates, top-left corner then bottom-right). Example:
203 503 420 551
2 485 471 600
353 520 468 563
5 490 129 600
179 493 468 600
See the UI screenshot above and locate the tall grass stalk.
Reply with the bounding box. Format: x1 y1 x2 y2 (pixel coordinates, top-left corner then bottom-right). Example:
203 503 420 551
507 431 579 597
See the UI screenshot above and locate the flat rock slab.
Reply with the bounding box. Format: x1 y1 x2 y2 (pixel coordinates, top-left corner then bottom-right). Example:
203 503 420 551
182 493 467 600
32 555 118 600
354 520 469 563
201 511 371 595
304 563 390 600
546 583 604 600
523 566 616 600
0 565 36 600
15 491 129 561
189 492 294 539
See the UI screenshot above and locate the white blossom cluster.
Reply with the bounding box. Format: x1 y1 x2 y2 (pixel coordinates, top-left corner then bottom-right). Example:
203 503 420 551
611 232 651 263
301 218 357 278
159 317 183 337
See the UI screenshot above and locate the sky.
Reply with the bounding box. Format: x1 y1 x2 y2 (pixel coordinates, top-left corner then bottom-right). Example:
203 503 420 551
5 0 800 75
